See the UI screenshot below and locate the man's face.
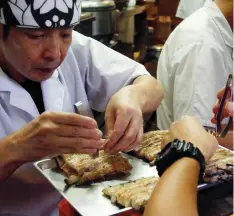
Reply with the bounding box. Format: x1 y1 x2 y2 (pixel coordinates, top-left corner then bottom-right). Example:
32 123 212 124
0 26 73 82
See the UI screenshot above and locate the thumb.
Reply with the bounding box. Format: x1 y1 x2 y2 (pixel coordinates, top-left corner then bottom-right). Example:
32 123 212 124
105 109 115 137
161 132 175 149
225 102 234 117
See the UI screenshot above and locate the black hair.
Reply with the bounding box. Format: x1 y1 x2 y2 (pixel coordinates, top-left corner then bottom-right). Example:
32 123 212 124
2 25 11 40
0 1 11 40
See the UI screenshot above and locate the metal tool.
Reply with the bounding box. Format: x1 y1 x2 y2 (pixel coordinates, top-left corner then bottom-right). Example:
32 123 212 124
215 74 233 138
74 101 100 158
37 156 65 170
205 74 233 138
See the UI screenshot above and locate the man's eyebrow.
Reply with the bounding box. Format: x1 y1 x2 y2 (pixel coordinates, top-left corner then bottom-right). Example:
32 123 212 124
20 28 44 32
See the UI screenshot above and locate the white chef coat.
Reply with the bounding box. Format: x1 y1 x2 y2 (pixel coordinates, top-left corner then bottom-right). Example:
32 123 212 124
0 31 149 216
176 0 211 19
157 1 233 130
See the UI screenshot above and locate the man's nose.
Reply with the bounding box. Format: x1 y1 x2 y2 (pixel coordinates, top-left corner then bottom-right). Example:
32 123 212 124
43 39 61 61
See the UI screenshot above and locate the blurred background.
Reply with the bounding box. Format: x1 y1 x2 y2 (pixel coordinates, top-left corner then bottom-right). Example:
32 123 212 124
77 0 182 79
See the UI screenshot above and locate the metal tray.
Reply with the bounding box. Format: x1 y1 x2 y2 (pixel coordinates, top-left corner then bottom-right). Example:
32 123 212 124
34 154 156 216
34 153 219 216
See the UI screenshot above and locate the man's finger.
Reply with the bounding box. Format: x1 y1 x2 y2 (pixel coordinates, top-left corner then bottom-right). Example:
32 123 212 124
53 124 103 140
105 111 131 151
125 126 143 153
105 111 115 137
41 112 97 128
225 102 234 117
212 103 220 114
52 136 105 150
59 147 99 155
74 148 99 155
217 87 231 100
109 117 140 154
211 115 216 124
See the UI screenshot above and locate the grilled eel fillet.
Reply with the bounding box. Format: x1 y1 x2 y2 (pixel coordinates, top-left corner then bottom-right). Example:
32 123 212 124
103 149 233 210
204 148 233 183
103 176 159 211
132 130 169 163
58 150 132 186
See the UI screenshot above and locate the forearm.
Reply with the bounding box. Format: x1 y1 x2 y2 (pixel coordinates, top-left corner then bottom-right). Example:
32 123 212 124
144 158 199 216
0 138 22 185
132 75 164 113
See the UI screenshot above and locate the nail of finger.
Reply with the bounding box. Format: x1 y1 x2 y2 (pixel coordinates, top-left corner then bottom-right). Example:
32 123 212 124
96 139 106 148
124 144 137 153
133 146 141 151
124 148 133 153
104 140 112 152
92 121 98 128
94 129 103 139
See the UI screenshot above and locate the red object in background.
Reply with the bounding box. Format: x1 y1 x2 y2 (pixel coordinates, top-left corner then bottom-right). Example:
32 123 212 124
59 199 142 216
59 199 76 216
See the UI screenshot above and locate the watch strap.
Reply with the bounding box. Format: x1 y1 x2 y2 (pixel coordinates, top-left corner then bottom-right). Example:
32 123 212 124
155 139 205 183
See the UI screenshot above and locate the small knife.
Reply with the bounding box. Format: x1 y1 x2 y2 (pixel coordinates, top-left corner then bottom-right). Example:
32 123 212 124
74 101 99 158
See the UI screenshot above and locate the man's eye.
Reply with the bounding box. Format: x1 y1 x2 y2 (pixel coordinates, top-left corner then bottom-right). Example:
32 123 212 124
27 34 44 39
62 34 72 39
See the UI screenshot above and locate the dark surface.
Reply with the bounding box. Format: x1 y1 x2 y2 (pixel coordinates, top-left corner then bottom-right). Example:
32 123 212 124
198 182 233 216
75 15 95 37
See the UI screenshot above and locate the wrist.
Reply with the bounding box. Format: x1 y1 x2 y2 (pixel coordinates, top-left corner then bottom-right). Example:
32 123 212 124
155 139 205 183
0 137 23 168
125 85 146 112
162 157 200 182
113 85 144 113
172 157 200 173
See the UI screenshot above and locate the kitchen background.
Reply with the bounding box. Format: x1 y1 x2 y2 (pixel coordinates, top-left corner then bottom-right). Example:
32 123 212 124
76 0 181 78
76 0 182 131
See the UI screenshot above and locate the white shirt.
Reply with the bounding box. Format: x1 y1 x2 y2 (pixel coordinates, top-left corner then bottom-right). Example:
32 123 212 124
0 31 149 216
157 1 233 130
176 0 211 19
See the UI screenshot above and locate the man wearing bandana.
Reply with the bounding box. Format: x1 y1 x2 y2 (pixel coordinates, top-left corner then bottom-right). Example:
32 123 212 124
0 0 163 215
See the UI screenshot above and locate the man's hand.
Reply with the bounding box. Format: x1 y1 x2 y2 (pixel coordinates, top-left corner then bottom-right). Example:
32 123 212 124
3 112 105 163
162 116 218 162
211 87 233 124
104 85 144 154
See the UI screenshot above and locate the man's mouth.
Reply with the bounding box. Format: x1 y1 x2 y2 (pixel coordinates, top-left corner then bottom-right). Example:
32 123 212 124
36 67 57 74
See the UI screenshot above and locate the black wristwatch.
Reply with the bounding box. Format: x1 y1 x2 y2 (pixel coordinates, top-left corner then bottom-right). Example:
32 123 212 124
155 139 205 183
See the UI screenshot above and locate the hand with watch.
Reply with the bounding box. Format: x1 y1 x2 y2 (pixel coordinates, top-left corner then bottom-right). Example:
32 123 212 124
155 116 218 183
144 116 218 216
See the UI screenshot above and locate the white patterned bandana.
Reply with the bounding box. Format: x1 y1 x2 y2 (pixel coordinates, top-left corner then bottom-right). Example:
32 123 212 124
0 0 81 28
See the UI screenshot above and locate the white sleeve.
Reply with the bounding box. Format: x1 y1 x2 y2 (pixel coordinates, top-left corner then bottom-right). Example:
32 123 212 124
171 42 229 127
70 31 150 112
176 0 208 19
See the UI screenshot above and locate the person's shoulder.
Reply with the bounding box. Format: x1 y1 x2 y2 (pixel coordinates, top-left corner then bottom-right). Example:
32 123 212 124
70 30 92 48
167 8 224 57
176 9 214 42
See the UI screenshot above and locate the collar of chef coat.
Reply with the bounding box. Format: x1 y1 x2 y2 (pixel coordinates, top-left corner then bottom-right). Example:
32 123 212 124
0 68 69 118
205 1 233 49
